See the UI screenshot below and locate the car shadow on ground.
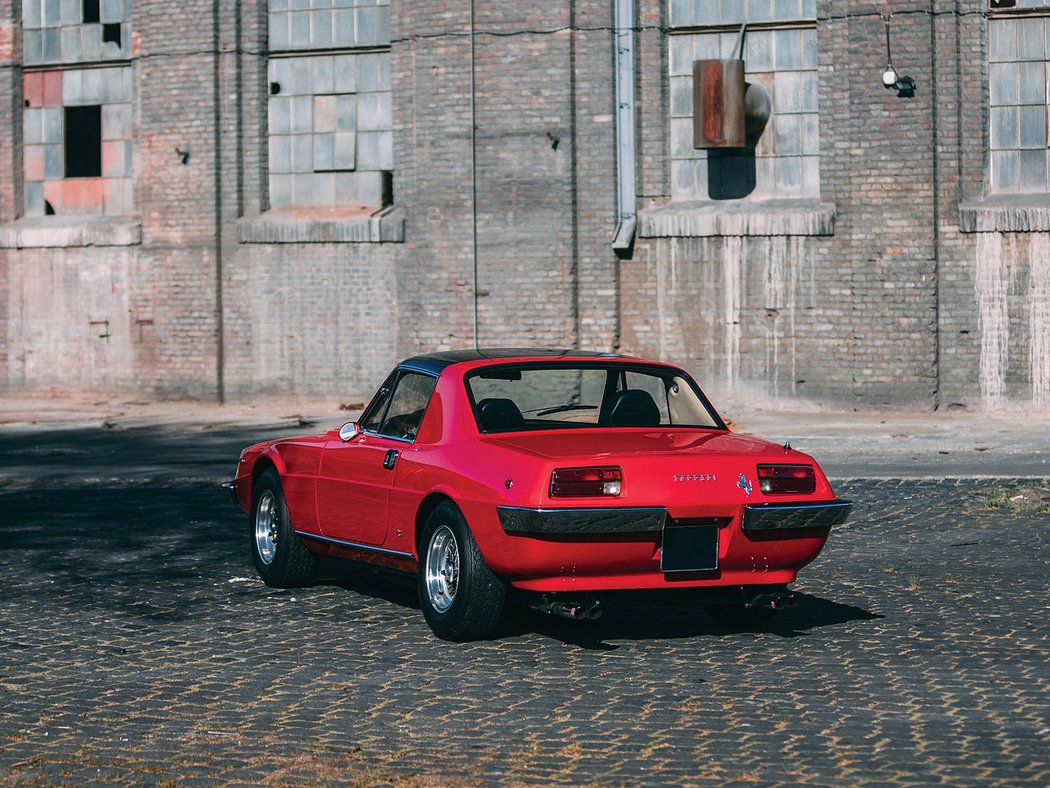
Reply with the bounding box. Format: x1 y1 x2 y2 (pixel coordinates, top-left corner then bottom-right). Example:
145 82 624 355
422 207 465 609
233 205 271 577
311 556 881 649
3 479 879 648
494 593 882 650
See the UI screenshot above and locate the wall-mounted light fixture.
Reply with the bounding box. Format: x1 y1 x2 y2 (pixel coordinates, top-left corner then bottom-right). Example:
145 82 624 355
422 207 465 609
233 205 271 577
882 15 916 99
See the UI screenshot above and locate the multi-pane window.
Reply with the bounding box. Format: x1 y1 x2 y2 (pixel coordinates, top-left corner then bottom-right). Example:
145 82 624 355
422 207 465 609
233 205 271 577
23 0 131 64
669 1 819 201
269 0 390 51
22 0 133 217
267 0 392 210
988 14 1050 193
267 53 392 208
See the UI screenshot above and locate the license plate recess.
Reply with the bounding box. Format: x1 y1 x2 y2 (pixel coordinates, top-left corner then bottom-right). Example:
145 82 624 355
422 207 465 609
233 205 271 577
660 523 719 573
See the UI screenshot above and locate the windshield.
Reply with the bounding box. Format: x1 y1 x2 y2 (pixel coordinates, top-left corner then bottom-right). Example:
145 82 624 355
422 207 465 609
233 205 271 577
465 363 724 433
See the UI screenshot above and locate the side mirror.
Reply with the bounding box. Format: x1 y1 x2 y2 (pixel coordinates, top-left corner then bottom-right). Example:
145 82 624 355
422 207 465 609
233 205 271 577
338 421 361 442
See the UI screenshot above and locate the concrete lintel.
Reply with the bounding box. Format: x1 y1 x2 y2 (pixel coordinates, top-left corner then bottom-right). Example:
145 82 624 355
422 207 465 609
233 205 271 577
958 196 1050 233
238 206 405 244
638 199 836 238
0 217 142 248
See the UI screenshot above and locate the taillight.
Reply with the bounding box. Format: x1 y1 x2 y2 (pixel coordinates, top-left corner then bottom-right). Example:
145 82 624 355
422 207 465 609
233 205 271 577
757 464 816 494
550 467 623 497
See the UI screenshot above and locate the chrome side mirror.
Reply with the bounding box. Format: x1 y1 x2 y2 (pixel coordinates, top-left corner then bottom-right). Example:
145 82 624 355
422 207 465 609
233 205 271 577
338 421 361 442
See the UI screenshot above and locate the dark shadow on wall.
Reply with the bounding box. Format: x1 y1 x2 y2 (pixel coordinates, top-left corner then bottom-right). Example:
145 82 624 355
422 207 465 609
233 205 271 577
708 148 759 200
706 80 771 200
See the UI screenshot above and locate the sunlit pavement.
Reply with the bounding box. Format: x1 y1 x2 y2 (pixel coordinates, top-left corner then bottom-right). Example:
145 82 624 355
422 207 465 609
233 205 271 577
0 420 1047 784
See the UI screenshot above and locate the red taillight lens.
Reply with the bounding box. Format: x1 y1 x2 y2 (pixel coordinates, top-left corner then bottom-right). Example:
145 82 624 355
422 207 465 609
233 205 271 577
550 467 623 497
757 464 816 494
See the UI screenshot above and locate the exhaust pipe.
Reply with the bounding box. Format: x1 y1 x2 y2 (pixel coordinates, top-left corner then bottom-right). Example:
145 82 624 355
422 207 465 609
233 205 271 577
530 595 603 621
746 591 800 610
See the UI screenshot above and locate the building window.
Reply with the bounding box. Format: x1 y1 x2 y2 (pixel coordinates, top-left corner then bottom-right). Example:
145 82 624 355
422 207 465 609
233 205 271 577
268 0 390 51
21 1 134 218
989 13 1050 193
266 0 392 210
23 68 133 217
668 1 819 201
267 53 391 208
23 0 131 64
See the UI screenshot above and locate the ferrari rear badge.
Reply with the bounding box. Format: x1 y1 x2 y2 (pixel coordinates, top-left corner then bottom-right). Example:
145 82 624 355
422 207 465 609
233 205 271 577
673 473 716 482
737 473 753 497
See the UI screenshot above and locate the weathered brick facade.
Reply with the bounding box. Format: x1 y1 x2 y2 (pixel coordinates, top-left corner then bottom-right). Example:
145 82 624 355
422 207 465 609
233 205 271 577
1 1 1048 409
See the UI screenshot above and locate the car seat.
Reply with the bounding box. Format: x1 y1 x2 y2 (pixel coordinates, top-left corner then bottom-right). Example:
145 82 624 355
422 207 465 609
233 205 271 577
477 398 526 431
607 389 661 427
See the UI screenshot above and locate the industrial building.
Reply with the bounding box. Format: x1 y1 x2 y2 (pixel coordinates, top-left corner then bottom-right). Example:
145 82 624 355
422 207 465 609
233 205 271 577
0 0 1047 409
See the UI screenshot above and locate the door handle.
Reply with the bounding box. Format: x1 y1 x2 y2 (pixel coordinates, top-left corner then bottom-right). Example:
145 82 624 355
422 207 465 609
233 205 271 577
383 449 399 470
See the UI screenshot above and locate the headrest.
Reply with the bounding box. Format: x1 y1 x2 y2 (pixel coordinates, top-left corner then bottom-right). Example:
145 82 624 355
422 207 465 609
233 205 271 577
477 397 525 431
608 389 661 427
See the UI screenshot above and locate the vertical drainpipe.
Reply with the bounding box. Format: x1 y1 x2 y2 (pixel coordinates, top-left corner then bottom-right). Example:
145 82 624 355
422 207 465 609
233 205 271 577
212 0 226 403
469 0 480 350
611 0 636 254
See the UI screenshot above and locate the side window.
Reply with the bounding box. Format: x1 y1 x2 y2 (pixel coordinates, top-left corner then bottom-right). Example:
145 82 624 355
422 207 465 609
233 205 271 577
379 372 437 440
360 371 397 433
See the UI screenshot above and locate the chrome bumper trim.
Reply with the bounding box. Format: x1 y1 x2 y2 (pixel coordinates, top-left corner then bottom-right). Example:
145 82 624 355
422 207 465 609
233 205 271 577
497 506 667 535
294 530 415 559
741 500 852 531
221 481 238 505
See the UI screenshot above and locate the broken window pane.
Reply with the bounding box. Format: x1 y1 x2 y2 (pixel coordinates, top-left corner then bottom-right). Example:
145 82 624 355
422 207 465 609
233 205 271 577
64 104 101 177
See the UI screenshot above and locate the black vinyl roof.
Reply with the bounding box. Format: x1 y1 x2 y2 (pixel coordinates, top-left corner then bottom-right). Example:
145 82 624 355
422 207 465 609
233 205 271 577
400 348 632 375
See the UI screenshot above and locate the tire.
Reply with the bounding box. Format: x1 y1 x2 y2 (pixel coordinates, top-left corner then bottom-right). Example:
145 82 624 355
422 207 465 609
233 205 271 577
250 468 315 588
703 603 777 627
417 501 506 642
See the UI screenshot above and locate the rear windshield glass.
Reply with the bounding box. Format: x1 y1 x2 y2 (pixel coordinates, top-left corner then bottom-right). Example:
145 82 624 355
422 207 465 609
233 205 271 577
465 363 724 433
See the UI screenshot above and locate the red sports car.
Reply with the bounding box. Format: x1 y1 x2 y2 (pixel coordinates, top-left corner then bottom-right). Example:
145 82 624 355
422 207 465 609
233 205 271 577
226 349 850 641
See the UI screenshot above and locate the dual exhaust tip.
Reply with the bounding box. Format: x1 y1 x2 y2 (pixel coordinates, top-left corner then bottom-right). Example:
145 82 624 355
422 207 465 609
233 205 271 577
530 595 603 621
531 588 799 620
746 591 800 610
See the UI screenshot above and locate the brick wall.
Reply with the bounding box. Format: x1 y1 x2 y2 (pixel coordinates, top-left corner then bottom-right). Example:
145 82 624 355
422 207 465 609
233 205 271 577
0 0 1046 409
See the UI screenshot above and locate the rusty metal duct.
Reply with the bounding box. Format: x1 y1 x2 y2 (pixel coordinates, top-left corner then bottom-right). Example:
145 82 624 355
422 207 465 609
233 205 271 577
611 0 636 253
694 24 748 149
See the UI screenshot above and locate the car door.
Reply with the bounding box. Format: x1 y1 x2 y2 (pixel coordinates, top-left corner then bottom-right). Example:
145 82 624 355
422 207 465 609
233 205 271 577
317 369 437 546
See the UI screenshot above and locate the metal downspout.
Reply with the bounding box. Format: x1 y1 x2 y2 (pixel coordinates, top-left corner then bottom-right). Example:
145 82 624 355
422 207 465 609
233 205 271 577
212 0 226 403
470 0 479 350
612 0 636 253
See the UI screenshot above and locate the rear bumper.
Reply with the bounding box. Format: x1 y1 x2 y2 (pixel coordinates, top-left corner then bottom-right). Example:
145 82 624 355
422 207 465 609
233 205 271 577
497 506 666 535
741 500 852 531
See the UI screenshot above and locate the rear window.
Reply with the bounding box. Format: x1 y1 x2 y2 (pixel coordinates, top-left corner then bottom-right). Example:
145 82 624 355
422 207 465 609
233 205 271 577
465 363 724 433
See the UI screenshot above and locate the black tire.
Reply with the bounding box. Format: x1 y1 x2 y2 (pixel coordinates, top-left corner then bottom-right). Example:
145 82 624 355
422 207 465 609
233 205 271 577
703 603 777 627
250 468 315 588
417 501 506 641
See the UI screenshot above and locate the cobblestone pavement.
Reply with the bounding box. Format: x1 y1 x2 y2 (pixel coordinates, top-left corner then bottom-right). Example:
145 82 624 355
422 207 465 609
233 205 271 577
0 426 1048 784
